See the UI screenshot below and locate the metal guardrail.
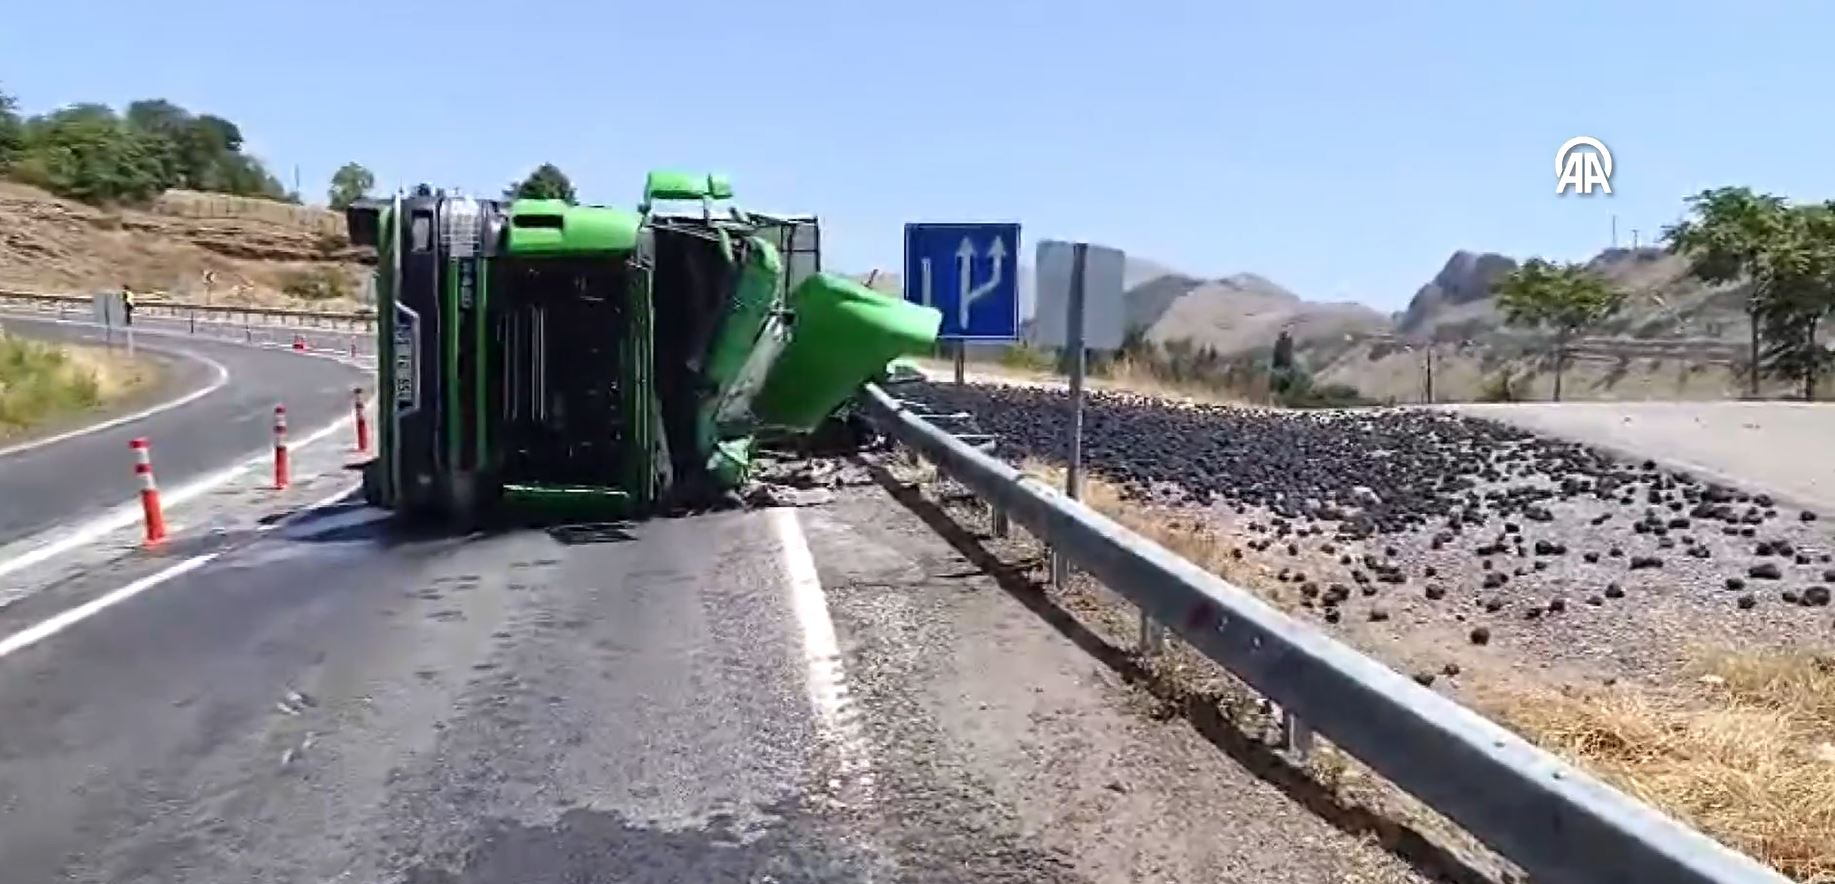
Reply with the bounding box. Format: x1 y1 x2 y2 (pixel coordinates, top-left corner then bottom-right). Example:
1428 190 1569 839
0 289 375 332
860 382 1787 884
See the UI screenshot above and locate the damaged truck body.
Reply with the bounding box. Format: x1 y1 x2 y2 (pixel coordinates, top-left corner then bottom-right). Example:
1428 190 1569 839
344 170 940 524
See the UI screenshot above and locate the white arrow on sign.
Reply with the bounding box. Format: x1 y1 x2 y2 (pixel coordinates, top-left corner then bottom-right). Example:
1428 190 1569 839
920 257 933 307
955 235 1008 329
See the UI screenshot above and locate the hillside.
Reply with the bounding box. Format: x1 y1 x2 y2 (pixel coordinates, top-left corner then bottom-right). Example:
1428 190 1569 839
1394 247 1751 343
1131 271 1390 357
891 240 1778 404
0 182 371 311
1311 247 1769 402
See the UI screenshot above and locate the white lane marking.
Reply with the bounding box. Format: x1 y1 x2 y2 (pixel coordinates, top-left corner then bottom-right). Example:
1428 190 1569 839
0 414 356 582
0 553 218 659
0 478 366 661
0 346 231 460
771 507 875 798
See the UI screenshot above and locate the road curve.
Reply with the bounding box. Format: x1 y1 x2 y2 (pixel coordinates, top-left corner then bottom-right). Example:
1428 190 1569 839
0 314 365 547
1454 400 1835 513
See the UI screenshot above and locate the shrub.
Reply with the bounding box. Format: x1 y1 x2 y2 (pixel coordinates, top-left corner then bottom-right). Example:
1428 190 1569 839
0 335 98 431
999 342 1056 373
1478 370 1521 402
1274 374 1371 409
280 266 351 302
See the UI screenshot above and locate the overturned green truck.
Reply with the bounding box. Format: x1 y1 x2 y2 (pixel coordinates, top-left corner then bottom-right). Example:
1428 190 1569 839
344 171 940 522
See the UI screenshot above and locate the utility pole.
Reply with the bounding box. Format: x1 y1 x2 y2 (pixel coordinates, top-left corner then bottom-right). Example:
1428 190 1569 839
1631 228 1641 250
1424 345 1435 404
1611 214 1618 249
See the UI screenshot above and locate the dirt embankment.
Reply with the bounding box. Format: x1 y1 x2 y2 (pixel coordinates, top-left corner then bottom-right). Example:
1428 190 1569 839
0 182 372 312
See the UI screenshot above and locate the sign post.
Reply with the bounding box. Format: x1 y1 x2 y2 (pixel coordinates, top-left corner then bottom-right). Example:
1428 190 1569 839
92 291 132 353
902 222 1021 386
1035 240 1158 650
1063 243 1088 503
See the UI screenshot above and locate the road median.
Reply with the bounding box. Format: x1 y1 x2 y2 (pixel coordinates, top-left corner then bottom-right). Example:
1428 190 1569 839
0 329 161 443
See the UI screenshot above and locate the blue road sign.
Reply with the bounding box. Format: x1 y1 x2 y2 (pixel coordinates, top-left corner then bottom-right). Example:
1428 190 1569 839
903 222 1021 341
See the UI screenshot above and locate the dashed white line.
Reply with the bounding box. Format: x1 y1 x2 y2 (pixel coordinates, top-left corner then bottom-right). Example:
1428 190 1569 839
771 506 875 799
0 553 218 659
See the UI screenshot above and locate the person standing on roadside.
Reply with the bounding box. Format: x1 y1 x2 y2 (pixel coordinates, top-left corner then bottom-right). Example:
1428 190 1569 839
121 283 136 327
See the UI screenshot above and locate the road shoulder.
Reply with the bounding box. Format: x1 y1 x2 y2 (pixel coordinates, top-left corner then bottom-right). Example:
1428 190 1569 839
800 469 1429 883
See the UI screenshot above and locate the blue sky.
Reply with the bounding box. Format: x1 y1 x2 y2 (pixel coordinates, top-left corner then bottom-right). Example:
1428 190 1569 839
4 1 1832 311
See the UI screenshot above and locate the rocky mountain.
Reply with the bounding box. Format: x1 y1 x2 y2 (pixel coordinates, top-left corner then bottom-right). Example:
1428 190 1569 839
1395 250 1519 336
1393 246 1750 343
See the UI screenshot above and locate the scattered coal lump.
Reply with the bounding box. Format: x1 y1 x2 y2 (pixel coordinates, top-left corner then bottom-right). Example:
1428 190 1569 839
900 382 1835 635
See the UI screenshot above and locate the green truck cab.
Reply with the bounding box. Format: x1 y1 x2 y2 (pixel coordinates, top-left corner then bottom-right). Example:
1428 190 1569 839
344 172 939 524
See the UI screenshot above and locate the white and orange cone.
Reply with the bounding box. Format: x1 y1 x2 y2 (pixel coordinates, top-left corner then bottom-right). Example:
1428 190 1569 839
273 405 290 489
353 387 370 454
130 437 166 545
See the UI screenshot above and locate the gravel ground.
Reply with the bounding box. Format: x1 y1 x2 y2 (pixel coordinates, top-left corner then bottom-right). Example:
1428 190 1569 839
896 382 1835 692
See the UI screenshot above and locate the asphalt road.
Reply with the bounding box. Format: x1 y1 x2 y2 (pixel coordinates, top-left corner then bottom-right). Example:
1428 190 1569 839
0 314 364 546
0 475 1424 882
1455 400 1835 512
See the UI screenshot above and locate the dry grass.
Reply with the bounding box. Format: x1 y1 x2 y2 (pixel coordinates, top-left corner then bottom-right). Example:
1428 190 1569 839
151 190 345 236
0 332 154 438
63 342 151 400
1483 651 1835 882
1009 455 1835 880
1014 458 1298 609
1100 354 1265 405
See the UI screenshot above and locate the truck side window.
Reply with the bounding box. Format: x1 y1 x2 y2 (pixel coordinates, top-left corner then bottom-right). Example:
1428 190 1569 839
410 212 433 253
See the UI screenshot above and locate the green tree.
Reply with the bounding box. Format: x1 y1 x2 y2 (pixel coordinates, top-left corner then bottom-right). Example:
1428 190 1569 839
327 162 375 209
0 88 22 171
1662 187 1791 397
1271 329 1295 371
4 95 288 205
1269 328 1299 393
123 99 193 190
1753 203 1835 399
505 163 576 203
15 104 166 203
1492 258 1625 401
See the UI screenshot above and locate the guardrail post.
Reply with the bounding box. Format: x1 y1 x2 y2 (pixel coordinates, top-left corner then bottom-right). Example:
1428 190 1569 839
991 506 1010 538
1139 611 1167 657
1281 707 1313 760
